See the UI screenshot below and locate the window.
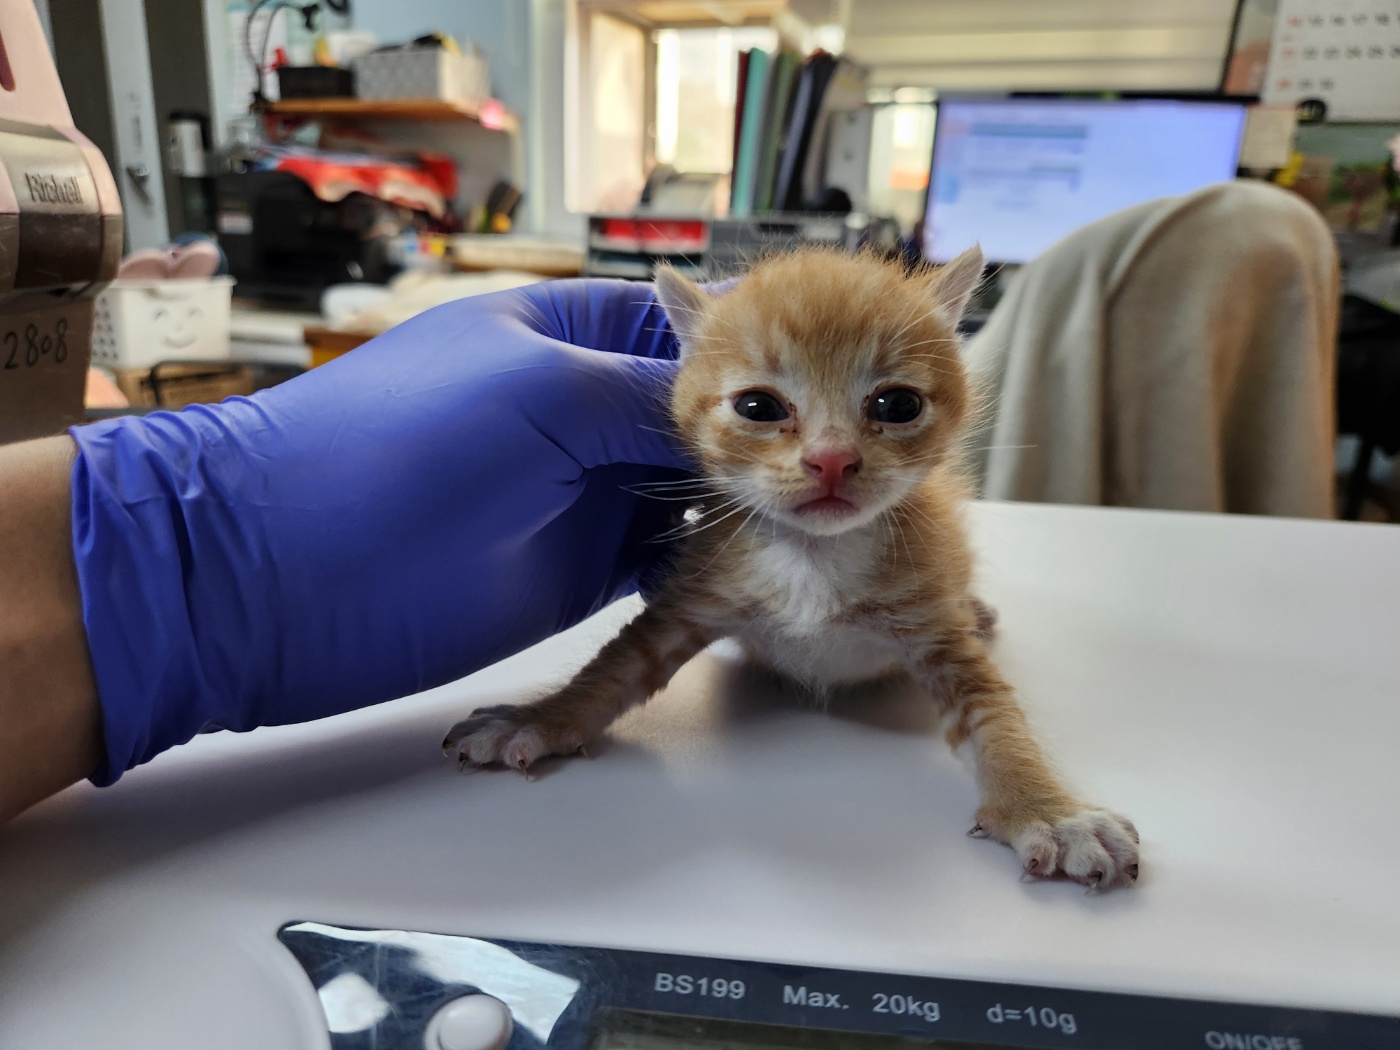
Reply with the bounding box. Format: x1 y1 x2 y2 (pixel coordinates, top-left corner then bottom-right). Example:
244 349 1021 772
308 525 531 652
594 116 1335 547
654 26 777 175
566 10 649 213
566 5 779 214
589 13 649 211
867 103 936 232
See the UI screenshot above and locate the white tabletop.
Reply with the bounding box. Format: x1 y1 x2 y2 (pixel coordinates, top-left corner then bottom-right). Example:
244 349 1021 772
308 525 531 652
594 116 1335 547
1 502 1397 1049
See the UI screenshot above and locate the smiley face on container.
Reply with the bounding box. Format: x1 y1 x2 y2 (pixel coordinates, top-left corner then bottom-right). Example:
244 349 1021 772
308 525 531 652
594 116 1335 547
151 304 203 350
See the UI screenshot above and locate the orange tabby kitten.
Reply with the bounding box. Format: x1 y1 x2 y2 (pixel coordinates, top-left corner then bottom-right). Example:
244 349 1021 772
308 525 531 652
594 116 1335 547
444 248 1140 890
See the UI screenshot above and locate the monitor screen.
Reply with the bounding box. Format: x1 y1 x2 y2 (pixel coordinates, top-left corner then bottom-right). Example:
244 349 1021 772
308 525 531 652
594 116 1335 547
922 97 1247 264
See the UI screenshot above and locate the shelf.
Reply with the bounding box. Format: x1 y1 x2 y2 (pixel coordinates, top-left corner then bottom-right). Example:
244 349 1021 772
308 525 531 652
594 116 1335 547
261 97 517 132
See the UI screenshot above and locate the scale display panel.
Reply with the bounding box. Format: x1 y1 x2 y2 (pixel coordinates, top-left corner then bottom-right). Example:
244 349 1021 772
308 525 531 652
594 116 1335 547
278 924 1400 1050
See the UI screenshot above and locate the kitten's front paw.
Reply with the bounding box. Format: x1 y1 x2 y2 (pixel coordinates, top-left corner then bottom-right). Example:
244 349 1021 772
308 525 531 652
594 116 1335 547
971 805 1139 891
442 704 589 775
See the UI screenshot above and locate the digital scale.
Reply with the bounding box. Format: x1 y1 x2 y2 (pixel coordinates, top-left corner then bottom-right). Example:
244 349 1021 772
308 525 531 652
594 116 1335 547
277 924 1397 1049
1 503 1397 1049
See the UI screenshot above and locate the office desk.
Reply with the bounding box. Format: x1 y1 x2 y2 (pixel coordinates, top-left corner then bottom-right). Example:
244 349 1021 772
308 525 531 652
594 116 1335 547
1 503 1396 1048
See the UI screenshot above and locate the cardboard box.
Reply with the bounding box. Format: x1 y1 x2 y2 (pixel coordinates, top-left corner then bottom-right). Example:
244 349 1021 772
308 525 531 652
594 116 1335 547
0 2 123 444
303 325 373 369
112 361 256 410
0 298 96 444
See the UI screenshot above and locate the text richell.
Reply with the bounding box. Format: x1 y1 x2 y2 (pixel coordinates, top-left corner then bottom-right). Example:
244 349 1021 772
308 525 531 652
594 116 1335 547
25 172 82 205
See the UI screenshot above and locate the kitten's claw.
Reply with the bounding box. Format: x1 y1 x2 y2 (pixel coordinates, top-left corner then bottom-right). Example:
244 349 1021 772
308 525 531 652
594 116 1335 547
967 822 989 838
443 704 591 775
974 805 1140 891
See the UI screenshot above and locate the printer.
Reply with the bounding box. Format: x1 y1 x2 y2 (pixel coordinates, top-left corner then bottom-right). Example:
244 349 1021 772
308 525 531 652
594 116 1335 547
216 169 405 311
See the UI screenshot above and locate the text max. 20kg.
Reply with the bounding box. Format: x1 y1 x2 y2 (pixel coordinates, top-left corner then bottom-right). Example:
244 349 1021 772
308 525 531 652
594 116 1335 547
872 994 940 1022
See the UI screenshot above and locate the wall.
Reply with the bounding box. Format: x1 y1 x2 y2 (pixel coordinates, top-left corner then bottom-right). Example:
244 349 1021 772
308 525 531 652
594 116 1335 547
47 0 118 188
145 0 214 235
352 0 581 239
529 0 583 240
33 0 52 50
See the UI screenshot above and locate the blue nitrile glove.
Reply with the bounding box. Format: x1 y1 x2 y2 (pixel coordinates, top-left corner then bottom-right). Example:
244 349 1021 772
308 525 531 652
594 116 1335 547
69 279 689 785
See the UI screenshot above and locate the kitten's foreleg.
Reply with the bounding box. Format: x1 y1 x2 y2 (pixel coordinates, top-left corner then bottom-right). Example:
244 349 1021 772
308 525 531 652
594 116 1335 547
912 632 1139 890
969 597 997 640
444 603 717 774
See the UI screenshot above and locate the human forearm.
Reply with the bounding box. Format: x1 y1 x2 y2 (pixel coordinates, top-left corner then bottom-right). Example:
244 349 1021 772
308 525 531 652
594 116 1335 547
0 436 101 823
0 282 687 805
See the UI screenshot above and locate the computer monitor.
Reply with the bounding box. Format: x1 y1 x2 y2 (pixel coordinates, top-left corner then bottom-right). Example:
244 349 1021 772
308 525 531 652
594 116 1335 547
922 96 1248 265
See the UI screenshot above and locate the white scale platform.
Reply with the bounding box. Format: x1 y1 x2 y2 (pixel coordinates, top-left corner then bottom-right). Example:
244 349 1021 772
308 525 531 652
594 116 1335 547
0 502 1397 1048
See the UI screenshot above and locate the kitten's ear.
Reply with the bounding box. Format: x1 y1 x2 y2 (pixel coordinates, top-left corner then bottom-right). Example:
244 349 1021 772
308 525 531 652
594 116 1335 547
654 267 709 353
929 245 985 324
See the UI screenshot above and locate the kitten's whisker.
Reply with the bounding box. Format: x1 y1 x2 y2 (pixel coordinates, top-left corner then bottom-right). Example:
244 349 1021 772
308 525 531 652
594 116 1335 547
706 447 771 469
635 423 683 440
903 334 960 343
899 340 962 353
648 497 747 542
628 482 741 502
629 477 736 491
888 506 917 576
886 306 935 346
669 499 753 541
647 300 742 334
899 503 954 541
629 489 730 502
672 493 744 514
684 501 766 579
898 351 963 367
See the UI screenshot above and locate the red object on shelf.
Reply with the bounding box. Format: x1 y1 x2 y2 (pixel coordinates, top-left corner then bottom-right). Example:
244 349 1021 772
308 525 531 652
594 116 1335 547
265 147 459 219
593 217 708 253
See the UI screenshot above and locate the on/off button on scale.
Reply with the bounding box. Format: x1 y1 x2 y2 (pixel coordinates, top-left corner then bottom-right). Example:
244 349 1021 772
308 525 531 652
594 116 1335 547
424 993 516 1050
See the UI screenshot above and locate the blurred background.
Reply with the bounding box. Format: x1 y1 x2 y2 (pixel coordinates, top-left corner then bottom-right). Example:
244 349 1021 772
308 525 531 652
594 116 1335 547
14 0 1400 520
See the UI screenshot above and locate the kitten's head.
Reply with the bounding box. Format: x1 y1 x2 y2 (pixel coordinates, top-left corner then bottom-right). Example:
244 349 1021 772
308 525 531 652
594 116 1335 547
657 247 982 537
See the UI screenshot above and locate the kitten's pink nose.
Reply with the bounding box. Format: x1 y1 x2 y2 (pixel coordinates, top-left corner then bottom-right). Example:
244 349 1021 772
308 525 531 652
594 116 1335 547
802 449 861 486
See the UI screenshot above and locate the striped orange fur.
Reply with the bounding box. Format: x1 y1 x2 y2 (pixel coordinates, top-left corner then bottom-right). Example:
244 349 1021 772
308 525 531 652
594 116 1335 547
445 248 1139 890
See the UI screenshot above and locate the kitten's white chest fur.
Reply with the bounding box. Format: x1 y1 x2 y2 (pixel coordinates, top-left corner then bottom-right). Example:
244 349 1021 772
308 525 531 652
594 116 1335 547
732 526 904 690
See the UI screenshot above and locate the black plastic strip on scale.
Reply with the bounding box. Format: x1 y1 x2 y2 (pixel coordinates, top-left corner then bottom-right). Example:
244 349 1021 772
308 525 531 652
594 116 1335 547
486 937 1400 1050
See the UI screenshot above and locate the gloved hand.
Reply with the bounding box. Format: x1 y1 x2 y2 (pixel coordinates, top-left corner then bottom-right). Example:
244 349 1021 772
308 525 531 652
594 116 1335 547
70 279 689 785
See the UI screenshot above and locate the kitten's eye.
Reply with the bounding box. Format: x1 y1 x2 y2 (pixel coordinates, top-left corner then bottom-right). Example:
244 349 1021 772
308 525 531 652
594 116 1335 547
733 390 790 422
868 388 923 424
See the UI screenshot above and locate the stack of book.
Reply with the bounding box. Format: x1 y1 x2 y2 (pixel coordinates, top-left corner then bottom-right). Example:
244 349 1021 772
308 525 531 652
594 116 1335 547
729 48 863 217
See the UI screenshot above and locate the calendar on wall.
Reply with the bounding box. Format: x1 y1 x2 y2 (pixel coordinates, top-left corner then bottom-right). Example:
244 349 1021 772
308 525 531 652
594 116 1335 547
1263 0 1400 120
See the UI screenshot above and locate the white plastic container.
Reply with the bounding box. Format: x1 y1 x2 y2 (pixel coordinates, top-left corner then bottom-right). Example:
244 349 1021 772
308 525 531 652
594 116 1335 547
353 48 490 108
91 276 235 370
